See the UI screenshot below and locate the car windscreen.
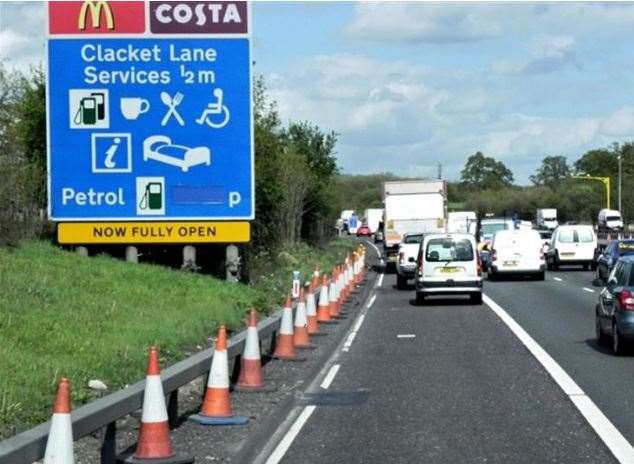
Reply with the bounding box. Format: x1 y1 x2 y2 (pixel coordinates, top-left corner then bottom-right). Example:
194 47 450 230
607 216 622 221
481 223 508 235
404 235 424 244
425 238 474 262
577 228 594 243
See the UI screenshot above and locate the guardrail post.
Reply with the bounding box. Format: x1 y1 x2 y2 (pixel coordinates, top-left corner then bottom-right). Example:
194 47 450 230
76 246 88 257
125 246 138 263
100 422 117 464
167 390 179 428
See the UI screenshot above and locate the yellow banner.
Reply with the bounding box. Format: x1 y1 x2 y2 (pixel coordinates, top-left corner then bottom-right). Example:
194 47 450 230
58 222 250 244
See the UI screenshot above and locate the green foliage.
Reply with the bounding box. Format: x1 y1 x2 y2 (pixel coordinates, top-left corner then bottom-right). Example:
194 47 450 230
460 151 514 190
530 155 570 189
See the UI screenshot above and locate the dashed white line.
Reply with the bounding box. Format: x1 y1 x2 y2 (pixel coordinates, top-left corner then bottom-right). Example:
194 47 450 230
397 334 416 339
376 273 384 287
483 294 634 464
583 287 595 293
352 314 366 333
265 405 317 464
554 277 563 282
367 294 377 308
320 364 341 389
342 331 357 352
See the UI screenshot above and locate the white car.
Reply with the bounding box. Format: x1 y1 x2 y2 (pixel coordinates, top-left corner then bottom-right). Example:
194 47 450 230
396 233 425 289
546 225 597 271
415 233 482 305
488 229 545 280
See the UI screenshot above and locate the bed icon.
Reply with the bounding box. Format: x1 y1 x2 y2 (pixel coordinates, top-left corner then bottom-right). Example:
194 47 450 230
143 135 211 172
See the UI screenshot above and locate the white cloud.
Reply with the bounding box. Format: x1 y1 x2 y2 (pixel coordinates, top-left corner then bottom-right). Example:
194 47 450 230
0 2 46 72
492 35 580 75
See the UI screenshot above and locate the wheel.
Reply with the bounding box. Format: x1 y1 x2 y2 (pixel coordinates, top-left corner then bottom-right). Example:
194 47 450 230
583 263 590 271
488 270 497 281
535 271 545 281
591 261 597 271
552 253 560 271
470 292 482 305
612 321 626 355
546 256 553 271
396 274 407 290
596 314 609 346
416 292 426 305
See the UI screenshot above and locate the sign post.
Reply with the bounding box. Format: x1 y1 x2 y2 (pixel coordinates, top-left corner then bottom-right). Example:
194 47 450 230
47 1 253 244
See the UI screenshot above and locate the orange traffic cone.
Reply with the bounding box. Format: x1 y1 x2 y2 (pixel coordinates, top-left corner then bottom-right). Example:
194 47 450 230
118 347 193 463
43 378 74 464
191 326 249 425
273 296 305 361
317 275 336 324
306 281 325 336
329 270 342 318
293 288 314 349
235 310 276 392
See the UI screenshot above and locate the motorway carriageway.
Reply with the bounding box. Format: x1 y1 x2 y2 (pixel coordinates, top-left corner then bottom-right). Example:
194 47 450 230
257 245 634 464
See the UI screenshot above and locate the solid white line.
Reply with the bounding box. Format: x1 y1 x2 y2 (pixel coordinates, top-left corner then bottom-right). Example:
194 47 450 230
265 405 317 464
376 273 384 287
367 294 377 308
367 240 381 257
554 277 563 282
583 287 595 293
320 364 341 390
483 294 634 464
397 334 416 339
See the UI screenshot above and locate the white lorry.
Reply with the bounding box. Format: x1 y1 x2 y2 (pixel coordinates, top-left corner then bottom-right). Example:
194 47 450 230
598 209 623 230
383 180 448 266
364 208 384 234
536 208 558 230
448 211 476 234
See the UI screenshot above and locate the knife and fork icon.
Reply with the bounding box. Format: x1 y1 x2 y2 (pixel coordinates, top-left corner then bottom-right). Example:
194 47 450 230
160 91 185 126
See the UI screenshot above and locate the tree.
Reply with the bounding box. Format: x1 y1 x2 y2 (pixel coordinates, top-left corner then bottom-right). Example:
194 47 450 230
530 156 570 189
460 151 514 190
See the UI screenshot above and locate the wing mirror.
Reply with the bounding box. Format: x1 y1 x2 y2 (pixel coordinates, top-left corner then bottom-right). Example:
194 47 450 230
408 257 416 263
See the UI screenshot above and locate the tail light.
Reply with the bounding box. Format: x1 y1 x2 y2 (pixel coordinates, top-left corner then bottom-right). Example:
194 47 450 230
476 254 482 277
398 252 405 264
417 255 423 274
619 290 634 311
539 248 545 261
491 249 497 262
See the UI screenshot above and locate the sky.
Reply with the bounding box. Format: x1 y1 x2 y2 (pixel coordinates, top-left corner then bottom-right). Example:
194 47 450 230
3 1 634 184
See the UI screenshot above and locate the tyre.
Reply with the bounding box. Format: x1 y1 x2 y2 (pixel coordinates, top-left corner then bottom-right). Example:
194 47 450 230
470 292 483 305
396 274 408 290
596 315 609 346
612 321 626 355
552 254 560 271
535 271 545 281
583 262 590 271
416 292 426 306
488 270 497 281
546 257 553 271
590 261 597 271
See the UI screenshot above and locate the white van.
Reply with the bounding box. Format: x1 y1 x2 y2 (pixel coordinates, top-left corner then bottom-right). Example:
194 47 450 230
415 233 482 305
598 209 623 230
489 229 545 280
546 225 597 271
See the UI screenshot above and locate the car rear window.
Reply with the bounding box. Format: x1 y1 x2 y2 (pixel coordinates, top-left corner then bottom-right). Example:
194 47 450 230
404 235 424 244
607 216 622 221
558 229 575 243
425 238 474 262
577 228 594 243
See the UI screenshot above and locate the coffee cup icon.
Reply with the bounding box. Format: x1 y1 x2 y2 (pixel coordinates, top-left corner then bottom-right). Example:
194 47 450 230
120 97 150 120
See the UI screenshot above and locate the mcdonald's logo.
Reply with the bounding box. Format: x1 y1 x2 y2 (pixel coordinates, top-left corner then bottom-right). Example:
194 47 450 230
78 1 114 30
49 1 145 35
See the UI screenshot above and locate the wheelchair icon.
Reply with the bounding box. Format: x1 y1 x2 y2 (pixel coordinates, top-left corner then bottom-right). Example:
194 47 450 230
196 88 230 129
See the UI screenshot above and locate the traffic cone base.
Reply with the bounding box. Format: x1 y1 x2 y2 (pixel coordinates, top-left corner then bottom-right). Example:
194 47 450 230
189 413 249 426
117 452 194 464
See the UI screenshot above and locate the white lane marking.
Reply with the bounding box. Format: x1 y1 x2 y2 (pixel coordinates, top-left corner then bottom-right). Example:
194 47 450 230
366 240 381 257
367 294 377 308
342 331 357 352
320 364 341 390
376 273 384 287
352 314 366 333
583 287 595 293
397 334 416 339
483 294 634 464
265 405 317 464
554 277 563 282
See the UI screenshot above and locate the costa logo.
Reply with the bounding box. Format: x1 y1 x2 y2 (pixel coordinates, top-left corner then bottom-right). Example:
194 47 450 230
49 1 145 34
150 1 248 34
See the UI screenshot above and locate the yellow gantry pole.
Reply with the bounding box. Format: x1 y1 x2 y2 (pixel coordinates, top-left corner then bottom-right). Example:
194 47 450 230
572 175 610 209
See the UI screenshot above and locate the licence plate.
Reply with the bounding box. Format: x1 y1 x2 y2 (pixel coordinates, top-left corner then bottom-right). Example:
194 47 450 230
560 252 575 257
439 267 459 274
503 261 518 267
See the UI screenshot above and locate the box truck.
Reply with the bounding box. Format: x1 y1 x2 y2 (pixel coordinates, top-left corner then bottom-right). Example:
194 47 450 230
383 180 448 264
364 208 384 234
536 209 558 230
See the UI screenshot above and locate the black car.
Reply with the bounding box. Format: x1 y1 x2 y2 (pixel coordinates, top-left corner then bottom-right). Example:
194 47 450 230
595 239 634 283
596 256 634 355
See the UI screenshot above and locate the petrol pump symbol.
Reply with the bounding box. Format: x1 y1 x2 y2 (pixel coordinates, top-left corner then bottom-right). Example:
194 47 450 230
136 177 165 215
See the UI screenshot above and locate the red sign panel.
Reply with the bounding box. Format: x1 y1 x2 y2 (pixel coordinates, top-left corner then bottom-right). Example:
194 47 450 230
49 1 146 34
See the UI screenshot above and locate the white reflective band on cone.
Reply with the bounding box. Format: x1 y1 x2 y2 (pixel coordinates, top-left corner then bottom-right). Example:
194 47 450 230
141 375 169 423
44 413 75 464
208 349 230 388
280 307 294 335
295 301 308 327
306 292 317 316
243 327 261 360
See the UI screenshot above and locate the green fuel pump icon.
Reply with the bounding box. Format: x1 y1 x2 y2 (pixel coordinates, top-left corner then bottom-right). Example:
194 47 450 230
139 182 163 211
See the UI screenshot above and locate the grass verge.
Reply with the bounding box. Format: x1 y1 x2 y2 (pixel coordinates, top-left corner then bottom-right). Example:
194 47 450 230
0 238 359 439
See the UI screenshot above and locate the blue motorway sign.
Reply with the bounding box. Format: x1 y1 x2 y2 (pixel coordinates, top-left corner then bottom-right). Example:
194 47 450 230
47 37 253 220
